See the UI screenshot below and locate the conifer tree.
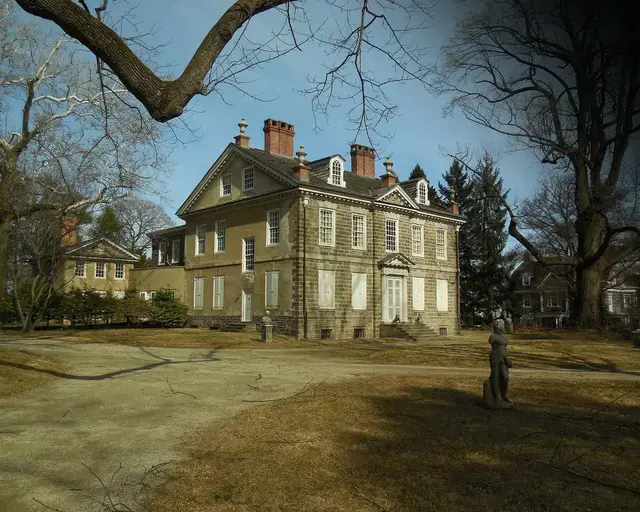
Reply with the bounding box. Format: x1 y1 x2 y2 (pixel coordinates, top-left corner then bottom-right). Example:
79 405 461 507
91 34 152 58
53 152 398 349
410 164 443 206
90 207 122 242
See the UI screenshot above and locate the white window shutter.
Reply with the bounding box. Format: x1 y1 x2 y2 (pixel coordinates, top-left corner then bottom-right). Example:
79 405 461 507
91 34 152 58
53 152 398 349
351 273 367 309
436 279 448 312
319 270 335 309
266 272 279 308
412 277 425 311
328 271 335 308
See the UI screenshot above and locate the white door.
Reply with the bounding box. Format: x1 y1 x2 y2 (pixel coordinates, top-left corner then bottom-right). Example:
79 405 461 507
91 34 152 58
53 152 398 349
242 290 253 322
387 277 402 321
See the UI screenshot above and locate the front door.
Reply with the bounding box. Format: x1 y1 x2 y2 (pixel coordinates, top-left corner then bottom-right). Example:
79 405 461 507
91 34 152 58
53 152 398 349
242 290 253 322
387 277 402 322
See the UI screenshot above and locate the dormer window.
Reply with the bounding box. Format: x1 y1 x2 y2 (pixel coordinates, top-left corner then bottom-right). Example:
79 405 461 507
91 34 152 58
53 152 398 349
415 179 430 205
328 157 345 187
522 274 532 286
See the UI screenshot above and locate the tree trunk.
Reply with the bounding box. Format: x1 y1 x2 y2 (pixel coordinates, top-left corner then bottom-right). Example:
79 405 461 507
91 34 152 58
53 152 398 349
0 220 10 297
573 265 603 327
20 309 35 333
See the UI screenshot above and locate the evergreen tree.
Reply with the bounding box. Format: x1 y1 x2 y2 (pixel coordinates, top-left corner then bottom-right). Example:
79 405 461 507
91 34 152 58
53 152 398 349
439 159 476 325
464 152 511 323
409 163 426 180
90 206 122 242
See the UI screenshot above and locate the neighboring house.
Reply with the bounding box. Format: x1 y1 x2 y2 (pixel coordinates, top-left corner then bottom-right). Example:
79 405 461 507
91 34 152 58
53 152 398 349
135 117 465 339
512 258 640 329
59 218 140 297
130 225 187 300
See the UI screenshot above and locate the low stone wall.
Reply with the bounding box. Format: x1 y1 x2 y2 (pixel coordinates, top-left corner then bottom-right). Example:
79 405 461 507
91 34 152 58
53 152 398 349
188 314 298 336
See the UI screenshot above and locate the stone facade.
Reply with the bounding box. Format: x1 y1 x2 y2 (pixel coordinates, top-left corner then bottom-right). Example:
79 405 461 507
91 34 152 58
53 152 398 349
142 117 465 339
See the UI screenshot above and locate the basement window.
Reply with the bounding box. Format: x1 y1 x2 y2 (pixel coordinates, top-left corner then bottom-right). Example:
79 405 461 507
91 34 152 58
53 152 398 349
354 328 365 339
439 327 447 336
320 329 332 340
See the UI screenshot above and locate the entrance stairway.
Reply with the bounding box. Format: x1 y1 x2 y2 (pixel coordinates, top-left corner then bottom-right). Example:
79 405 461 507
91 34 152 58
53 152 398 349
380 323 442 342
221 322 255 332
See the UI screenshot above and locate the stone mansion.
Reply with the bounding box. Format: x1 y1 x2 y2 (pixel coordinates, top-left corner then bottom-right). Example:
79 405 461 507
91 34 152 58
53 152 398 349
134 117 465 339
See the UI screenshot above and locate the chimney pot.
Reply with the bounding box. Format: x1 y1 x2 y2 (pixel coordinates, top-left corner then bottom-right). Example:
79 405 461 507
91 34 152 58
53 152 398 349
350 143 376 178
263 118 295 156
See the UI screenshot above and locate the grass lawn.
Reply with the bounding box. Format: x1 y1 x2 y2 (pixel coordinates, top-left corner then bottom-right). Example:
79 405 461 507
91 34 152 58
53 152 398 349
0 347 68 398
149 374 640 512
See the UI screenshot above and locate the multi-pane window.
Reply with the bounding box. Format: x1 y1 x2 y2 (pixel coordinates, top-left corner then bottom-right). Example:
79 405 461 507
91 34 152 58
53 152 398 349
267 209 280 245
214 220 226 252
522 294 532 308
417 182 427 204
158 242 166 264
213 276 224 308
522 274 532 286
243 237 255 272
352 214 366 249
411 224 424 256
243 167 254 191
265 271 279 308
196 225 206 255
171 239 180 263
75 260 86 278
115 263 125 280
221 174 232 196
331 159 342 186
436 228 447 260
194 277 204 309
319 209 335 246
318 269 335 309
385 219 398 253
95 262 106 278
547 293 561 308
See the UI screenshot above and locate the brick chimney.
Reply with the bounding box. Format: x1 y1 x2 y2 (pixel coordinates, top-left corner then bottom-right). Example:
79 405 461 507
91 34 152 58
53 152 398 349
350 144 376 178
234 117 250 148
294 145 309 182
450 201 460 214
263 119 295 157
380 156 398 186
61 217 78 246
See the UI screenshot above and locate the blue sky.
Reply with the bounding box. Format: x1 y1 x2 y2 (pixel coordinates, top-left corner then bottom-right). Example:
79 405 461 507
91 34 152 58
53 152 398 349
20 1 543 226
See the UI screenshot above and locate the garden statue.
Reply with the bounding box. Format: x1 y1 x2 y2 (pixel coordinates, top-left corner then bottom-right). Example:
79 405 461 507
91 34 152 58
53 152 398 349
482 318 513 408
415 313 424 325
505 314 513 334
392 314 401 324
261 311 273 342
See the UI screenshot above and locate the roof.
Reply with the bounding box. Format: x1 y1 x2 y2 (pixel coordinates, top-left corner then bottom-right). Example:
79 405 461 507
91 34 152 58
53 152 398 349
65 237 140 262
148 224 186 238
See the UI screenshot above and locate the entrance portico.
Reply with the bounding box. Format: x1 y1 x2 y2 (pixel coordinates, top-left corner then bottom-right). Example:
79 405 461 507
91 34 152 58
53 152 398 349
378 253 415 323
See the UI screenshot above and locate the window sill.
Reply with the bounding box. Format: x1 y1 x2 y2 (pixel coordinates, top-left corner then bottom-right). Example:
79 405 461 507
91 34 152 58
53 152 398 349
319 243 335 248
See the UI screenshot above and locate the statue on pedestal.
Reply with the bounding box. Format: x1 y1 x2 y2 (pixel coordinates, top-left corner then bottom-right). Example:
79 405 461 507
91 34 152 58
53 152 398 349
482 319 513 408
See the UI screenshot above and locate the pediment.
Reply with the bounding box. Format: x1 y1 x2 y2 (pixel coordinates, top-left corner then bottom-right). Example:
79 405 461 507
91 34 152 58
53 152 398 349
378 252 415 269
67 238 139 262
376 185 418 209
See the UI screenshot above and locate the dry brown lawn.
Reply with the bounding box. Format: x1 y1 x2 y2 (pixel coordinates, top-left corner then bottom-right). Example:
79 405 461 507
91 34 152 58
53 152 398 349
149 374 640 512
0 347 68 398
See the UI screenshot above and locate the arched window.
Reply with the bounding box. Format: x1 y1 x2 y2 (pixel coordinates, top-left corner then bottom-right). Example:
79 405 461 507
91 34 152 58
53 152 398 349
417 182 427 204
331 159 342 186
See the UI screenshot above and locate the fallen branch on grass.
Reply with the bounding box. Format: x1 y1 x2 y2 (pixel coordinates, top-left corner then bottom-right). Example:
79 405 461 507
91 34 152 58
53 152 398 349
163 377 197 399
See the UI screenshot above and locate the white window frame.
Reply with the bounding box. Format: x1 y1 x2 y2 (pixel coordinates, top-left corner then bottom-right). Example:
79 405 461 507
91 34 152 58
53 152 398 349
522 294 532 308
214 220 226 253
412 277 425 311
417 182 427 204
436 279 448 312
385 219 399 253
242 237 255 272
522 274 532 286
193 277 205 310
114 263 125 280
196 225 206 256
158 241 167 265
352 214 366 250
212 276 224 309
411 224 424 257
327 157 345 187
220 174 232 197
243 166 254 191
95 261 106 279
318 269 336 309
436 228 447 260
546 293 560 308
319 208 336 247
265 271 279 308
171 239 180 263
75 260 86 278
266 209 280 246
351 272 367 310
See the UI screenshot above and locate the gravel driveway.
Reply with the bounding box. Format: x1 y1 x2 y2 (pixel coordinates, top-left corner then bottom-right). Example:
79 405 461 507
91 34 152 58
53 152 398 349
2 338 638 511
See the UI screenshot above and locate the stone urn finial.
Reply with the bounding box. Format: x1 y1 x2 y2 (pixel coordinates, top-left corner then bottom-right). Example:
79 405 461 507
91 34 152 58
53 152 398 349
238 117 248 134
384 156 394 174
296 145 307 163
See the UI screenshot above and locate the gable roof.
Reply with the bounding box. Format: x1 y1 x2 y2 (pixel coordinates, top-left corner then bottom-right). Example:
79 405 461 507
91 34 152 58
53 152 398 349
66 238 140 262
375 185 419 209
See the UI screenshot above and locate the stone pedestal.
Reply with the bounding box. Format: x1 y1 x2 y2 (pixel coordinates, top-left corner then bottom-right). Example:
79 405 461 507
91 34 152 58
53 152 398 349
481 379 514 410
632 330 640 348
261 324 273 342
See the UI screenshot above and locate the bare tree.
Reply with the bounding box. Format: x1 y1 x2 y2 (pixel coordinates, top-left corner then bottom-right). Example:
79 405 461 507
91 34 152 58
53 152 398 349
14 0 433 141
113 196 175 255
0 3 172 294
436 0 640 326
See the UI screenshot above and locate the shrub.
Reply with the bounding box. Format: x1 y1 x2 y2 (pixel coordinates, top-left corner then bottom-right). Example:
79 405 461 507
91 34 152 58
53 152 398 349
151 289 188 327
115 292 152 326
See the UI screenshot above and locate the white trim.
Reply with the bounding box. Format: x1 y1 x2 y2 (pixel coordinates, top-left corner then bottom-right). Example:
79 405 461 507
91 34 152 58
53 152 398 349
327 157 346 187
435 228 447 260
220 173 232 197
214 220 226 253
171 239 180 263
95 261 107 279
195 224 206 256
415 179 430 206
193 277 205 310
351 213 367 250
266 209 281 246
376 185 420 210
242 237 255 272
319 208 336 247
158 241 167 265
351 272 367 310
114 263 125 280
318 269 336 309
242 165 254 191
265 270 279 308
385 218 399 253
212 275 224 309
67 237 140 261
74 260 86 278
411 223 424 257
